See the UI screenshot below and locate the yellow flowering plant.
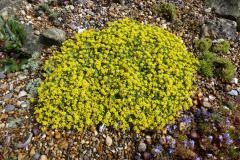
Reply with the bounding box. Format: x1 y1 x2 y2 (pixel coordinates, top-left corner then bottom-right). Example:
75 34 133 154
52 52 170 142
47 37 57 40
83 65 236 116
35 18 199 132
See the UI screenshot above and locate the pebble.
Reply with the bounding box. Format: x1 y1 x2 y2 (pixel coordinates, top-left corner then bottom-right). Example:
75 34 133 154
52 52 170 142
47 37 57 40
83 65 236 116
55 131 61 139
20 101 29 108
34 30 40 35
59 140 68 149
30 147 36 156
203 101 211 108
98 124 106 132
0 72 5 79
106 135 113 146
146 135 151 144
3 93 13 101
40 155 48 160
18 90 27 98
228 89 239 96
138 142 147 152
4 104 15 112
32 152 41 160
230 78 238 84
6 118 22 128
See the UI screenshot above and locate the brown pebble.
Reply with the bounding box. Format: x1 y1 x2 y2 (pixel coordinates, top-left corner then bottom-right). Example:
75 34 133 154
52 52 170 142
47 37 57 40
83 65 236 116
55 131 61 139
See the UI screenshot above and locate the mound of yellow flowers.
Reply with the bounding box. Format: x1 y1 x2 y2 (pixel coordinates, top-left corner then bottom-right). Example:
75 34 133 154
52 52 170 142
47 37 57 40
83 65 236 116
35 18 199 132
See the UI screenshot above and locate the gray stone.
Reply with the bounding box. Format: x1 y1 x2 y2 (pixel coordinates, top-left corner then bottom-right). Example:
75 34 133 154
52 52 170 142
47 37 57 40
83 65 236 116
6 118 22 128
21 25 43 55
0 72 5 79
138 142 147 152
32 152 41 160
41 28 66 45
4 104 15 112
202 18 237 40
203 101 211 108
18 90 27 98
209 0 240 19
20 101 29 108
3 93 13 101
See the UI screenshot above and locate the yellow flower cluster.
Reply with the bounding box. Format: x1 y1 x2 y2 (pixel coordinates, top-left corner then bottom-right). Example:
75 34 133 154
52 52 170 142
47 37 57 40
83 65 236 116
35 18 199 132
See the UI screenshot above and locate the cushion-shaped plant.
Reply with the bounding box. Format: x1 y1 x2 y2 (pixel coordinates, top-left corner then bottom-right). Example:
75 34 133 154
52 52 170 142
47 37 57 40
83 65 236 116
35 18 199 132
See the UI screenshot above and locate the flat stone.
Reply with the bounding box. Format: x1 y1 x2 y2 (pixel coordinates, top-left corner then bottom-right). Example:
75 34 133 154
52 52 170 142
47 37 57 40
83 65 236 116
4 104 15 112
6 118 22 128
18 90 27 98
202 18 237 40
41 28 66 45
3 93 13 101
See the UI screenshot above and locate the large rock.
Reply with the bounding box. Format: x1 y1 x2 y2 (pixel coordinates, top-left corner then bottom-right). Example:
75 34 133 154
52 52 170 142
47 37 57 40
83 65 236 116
21 25 43 55
201 18 237 40
41 28 66 45
209 0 240 19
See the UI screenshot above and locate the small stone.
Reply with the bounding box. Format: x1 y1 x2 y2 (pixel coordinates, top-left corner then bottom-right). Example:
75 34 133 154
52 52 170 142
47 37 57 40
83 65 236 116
138 142 147 152
40 155 48 160
0 72 5 79
18 90 27 98
20 101 29 108
55 131 61 139
106 135 113 147
59 140 68 149
98 124 106 132
32 152 41 160
191 131 198 139
6 118 22 128
228 90 238 96
146 135 151 144
3 93 13 101
231 78 238 84
203 101 211 108
209 95 216 101
30 147 36 156
34 30 40 35
4 104 15 112
204 8 212 13
20 10 26 15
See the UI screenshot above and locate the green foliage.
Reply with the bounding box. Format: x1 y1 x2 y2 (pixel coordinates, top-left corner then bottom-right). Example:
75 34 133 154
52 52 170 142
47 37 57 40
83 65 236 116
213 57 235 81
0 58 21 73
153 3 177 22
177 135 188 142
36 3 49 13
194 38 212 52
0 52 40 73
212 40 230 54
36 18 199 132
0 16 27 53
228 146 240 158
199 60 213 78
199 52 235 81
48 11 60 21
